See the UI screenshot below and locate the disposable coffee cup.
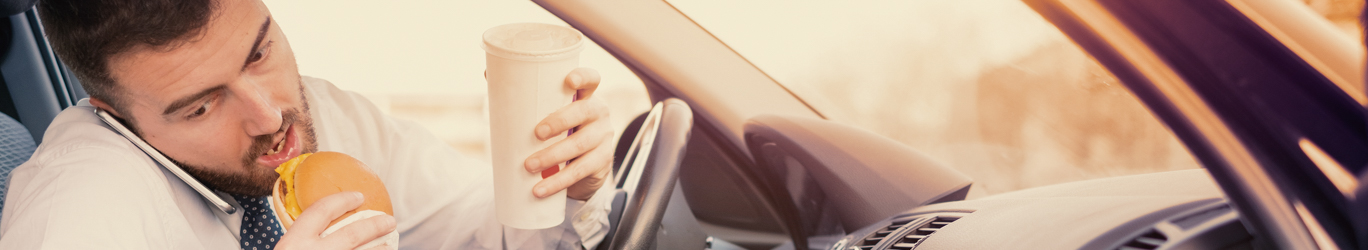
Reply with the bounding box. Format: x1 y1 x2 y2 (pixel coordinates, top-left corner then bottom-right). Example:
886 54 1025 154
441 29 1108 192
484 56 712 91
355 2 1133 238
482 23 583 229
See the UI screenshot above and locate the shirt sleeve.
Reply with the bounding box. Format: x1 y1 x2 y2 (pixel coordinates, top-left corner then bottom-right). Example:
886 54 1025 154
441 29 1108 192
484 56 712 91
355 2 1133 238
572 172 616 248
304 77 611 249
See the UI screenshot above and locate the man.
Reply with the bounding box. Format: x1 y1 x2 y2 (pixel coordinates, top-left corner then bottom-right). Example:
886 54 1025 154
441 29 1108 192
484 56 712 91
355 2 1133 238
0 0 617 249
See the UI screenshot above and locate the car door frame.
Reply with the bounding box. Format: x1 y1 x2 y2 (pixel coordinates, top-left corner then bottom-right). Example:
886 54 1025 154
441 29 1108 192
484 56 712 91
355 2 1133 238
1024 0 1368 249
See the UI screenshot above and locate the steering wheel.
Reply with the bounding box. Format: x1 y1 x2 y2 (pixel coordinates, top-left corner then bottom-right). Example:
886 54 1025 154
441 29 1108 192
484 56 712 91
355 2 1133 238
599 98 693 250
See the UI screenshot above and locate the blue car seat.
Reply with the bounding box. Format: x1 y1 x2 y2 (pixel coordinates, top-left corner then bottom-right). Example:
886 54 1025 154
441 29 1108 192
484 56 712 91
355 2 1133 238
0 113 32 218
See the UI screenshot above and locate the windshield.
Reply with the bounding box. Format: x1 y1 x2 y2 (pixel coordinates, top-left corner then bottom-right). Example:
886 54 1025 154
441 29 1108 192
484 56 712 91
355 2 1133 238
668 0 1204 196
263 0 651 159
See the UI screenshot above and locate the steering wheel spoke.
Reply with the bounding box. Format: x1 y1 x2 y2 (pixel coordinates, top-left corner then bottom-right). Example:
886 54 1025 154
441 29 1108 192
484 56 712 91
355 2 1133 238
601 98 693 250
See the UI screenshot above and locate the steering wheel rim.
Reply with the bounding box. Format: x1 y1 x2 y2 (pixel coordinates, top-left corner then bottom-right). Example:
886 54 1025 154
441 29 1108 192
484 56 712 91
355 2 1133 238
604 98 692 250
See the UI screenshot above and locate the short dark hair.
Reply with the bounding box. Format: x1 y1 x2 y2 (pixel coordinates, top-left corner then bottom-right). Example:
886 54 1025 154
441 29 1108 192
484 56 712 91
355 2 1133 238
38 0 217 117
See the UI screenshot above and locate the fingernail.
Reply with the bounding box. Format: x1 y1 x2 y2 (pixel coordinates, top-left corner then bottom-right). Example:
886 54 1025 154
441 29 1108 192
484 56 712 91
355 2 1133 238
536 124 550 139
569 74 582 86
353 192 364 200
526 159 541 172
534 186 548 198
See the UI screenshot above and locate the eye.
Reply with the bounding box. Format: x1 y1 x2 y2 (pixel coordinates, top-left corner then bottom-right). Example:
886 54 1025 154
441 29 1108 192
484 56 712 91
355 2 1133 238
187 99 212 119
247 41 273 64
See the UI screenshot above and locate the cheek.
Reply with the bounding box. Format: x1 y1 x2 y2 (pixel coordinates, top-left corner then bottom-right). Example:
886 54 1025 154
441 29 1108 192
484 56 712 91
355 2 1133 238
143 119 253 166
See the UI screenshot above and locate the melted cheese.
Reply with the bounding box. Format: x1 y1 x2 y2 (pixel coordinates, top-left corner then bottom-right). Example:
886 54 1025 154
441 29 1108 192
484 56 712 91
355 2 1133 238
275 153 312 219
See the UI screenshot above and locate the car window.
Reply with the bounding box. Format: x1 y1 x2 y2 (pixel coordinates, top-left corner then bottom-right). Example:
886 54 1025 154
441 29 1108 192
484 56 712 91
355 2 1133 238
667 0 1208 197
261 0 651 159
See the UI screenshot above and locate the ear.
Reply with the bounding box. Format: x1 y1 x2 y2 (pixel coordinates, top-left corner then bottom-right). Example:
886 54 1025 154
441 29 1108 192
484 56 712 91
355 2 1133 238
89 97 124 118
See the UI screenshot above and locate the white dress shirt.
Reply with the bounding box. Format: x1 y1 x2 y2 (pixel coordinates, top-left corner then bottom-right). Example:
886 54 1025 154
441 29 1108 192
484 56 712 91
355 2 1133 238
0 76 611 249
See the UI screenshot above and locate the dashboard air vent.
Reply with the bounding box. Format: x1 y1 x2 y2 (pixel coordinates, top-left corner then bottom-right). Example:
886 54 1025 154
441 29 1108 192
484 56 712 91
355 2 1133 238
887 216 961 250
856 217 920 250
1117 229 1167 250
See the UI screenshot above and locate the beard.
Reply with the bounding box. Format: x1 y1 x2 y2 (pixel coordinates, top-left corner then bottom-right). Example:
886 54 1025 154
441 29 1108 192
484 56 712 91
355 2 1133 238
172 80 319 197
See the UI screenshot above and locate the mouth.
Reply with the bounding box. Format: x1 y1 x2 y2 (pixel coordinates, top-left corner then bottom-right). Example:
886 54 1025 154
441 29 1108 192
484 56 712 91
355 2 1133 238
256 124 301 168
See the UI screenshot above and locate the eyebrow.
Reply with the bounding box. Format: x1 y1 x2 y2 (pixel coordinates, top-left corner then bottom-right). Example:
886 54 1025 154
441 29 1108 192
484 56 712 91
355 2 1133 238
158 17 272 116
162 85 227 116
241 17 272 71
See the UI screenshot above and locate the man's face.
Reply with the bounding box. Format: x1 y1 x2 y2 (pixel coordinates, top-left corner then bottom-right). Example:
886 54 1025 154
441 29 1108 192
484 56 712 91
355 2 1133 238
100 0 317 196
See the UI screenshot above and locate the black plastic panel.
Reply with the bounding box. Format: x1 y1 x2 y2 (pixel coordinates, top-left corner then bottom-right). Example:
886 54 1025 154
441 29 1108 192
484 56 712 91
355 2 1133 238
1 12 59 142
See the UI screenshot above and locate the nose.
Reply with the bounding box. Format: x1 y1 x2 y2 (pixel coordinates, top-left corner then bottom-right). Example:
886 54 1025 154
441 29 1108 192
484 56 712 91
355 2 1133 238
236 80 283 137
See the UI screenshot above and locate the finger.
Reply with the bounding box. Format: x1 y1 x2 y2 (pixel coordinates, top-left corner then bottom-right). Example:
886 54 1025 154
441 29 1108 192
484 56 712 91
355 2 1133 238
525 120 612 173
534 98 608 140
320 215 396 249
566 147 614 200
290 192 364 236
565 67 601 99
534 140 613 198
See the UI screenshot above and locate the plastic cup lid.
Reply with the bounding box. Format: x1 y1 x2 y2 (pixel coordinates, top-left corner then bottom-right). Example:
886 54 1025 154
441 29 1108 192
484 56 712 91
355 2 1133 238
482 23 584 61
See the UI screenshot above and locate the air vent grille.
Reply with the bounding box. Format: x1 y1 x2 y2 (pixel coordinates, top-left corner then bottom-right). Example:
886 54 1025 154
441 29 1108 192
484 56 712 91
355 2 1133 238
887 216 960 250
1117 230 1167 250
856 217 919 250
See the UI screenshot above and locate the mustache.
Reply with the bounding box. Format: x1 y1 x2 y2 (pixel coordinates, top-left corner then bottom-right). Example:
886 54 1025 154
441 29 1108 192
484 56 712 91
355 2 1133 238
242 109 302 166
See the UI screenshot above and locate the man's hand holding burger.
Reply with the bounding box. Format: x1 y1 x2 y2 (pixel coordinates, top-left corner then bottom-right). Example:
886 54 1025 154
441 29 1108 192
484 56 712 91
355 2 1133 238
273 152 397 249
275 192 395 250
524 68 613 201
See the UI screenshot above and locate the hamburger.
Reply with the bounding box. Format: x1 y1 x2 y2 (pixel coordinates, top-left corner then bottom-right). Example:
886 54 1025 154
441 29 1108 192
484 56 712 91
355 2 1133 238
271 151 394 228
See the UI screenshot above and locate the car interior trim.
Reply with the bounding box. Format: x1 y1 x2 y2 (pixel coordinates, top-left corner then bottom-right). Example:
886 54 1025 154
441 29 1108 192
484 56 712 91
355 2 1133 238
1077 198 1228 249
1299 138 1359 198
873 169 1234 249
1 12 59 142
693 221 789 247
1103 0 1366 247
742 114 974 247
1027 0 1318 248
1124 201 1250 249
1224 0 1367 106
871 212 968 250
657 1 827 121
23 10 71 109
677 128 795 247
1293 200 1342 250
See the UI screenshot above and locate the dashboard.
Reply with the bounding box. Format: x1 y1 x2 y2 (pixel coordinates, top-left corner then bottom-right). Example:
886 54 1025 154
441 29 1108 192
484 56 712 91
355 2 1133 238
826 169 1257 250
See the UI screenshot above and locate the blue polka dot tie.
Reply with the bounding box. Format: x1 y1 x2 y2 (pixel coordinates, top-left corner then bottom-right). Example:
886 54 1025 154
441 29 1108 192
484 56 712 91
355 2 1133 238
234 195 283 250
